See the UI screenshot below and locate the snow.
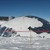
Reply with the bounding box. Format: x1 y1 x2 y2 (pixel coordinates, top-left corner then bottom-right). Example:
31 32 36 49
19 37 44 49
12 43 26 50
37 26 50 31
0 16 50 38
39 32 50 38
0 37 50 50
2 17 43 29
0 21 7 25
1 16 43 37
0 16 50 50
0 49 7 50
10 47 19 49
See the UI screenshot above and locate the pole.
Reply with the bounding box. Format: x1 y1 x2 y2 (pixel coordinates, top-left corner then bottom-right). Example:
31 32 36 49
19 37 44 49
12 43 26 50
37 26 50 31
30 30 32 48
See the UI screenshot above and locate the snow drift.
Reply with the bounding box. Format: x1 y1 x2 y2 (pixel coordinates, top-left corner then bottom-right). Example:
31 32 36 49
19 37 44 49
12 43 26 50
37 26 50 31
0 16 50 38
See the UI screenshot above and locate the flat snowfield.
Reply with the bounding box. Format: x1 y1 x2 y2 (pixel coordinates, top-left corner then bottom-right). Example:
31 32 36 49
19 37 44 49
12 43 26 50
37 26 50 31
0 37 50 50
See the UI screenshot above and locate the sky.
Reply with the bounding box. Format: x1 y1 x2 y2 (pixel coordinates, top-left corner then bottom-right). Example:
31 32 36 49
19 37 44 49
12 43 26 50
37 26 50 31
0 0 50 21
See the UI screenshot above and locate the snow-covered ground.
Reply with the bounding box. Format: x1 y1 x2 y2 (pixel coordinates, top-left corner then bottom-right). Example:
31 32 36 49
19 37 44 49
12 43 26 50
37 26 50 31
0 16 50 50
1 16 50 38
0 37 50 50
2 16 43 30
0 21 7 25
1 16 43 37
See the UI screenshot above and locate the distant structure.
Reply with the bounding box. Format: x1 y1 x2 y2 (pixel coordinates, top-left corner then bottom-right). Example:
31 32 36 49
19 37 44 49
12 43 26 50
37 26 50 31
0 16 15 21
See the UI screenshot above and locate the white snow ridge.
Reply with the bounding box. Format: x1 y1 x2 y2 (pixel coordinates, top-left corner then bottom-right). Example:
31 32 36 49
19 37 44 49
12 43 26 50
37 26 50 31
0 16 50 50
1 16 43 37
